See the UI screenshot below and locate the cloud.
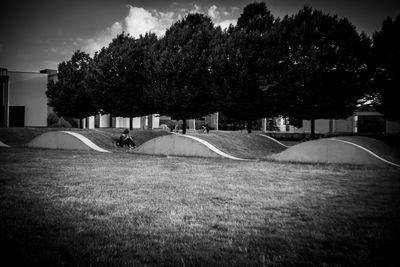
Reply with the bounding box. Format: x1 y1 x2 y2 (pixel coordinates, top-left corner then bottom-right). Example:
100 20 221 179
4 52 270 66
79 21 123 55
75 4 240 55
190 4 202 14
125 5 169 38
216 19 237 30
208 5 220 20
77 5 175 55
206 5 237 29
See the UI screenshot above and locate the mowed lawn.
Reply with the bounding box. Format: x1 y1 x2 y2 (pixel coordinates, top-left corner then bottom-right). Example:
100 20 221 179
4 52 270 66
189 131 286 159
1 148 400 266
0 127 171 152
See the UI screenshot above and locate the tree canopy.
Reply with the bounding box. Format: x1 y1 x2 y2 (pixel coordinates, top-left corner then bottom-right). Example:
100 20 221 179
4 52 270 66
236 2 275 33
370 15 400 120
150 13 220 133
87 33 157 121
212 2 280 133
46 50 98 127
46 2 388 135
268 7 369 136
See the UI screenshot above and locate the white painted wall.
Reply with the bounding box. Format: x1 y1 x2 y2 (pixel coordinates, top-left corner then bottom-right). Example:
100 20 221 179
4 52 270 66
132 117 141 128
334 117 355 132
140 116 146 129
152 115 160 129
188 119 196 130
8 72 48 126
88 116 95 129
115 117 130 128
99 114 110 128
296 119 330 133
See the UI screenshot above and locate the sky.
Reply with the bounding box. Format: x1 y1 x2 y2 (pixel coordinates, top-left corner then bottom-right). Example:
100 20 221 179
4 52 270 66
1 0 399 72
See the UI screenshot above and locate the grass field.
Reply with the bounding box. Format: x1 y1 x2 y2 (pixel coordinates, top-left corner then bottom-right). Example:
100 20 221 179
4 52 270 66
332 136 400 164
1 147 400 266
0 127 171 152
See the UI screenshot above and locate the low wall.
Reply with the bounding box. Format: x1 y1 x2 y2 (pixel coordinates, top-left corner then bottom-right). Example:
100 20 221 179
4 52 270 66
0 140 10 147
26 131 110 152
263 132 324 141
271 138 396 166
135 134 242 159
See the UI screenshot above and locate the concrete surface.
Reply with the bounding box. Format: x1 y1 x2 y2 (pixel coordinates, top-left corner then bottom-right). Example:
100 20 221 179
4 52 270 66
0 140 10 147
258 134 289 148
135 134 247 160
271 138 400 166
26 131 110 153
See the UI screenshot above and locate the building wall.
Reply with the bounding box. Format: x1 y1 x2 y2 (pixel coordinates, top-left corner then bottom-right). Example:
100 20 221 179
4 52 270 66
8 71 48 127
88 116 95 129
112 116 149 129
295 118 356 133
293 115 400 134
295 119 330 133
99 114 110 127
151 115 160 129
333 117 355 132
386 120 400 134
115 117 130 128
0 70 9 127
204 112 218 130
132 117 141 128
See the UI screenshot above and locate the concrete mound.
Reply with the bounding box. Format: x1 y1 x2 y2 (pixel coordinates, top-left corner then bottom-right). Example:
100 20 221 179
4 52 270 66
257 134 289 148
26 131 110 153
135 134 246 160
0 140 10 147
271 138 400 167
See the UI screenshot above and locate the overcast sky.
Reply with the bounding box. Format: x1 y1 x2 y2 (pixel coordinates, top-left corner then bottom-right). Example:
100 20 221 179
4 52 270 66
1 0 399 72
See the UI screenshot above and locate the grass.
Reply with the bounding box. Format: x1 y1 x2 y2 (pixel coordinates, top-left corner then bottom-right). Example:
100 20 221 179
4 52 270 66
1 147 400 266
77 128 171 152
0 127 171 152
0 127 59 146
332 136 400 164
189 131 286 159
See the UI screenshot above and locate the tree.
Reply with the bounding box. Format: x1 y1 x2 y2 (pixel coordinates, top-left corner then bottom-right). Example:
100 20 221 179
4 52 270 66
212 2 279 133
88 33 158 129
46 50 98 128
151 14 220 134
236 2 274 33
270 7 369 138
370 15 400 120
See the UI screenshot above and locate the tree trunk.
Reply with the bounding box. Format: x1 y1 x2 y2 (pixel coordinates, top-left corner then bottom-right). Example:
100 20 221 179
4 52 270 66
182 119 187 135
129 117 133 130
310 118 315 139
109 114 113 128
79 118 84 129
246 119 252 134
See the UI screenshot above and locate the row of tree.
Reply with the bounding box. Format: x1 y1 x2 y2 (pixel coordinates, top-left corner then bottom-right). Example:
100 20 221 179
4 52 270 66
46 2 400 136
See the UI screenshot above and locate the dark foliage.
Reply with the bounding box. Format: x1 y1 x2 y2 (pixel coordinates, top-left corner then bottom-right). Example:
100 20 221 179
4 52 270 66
46 51 98 122
268 7 369 137
87 33 157 119
370 15 400 120
212 2 280 133
150 13 220 134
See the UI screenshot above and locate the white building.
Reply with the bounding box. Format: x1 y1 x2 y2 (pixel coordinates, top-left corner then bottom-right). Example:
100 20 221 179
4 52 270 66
262 108 400 134
0 68 159 129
